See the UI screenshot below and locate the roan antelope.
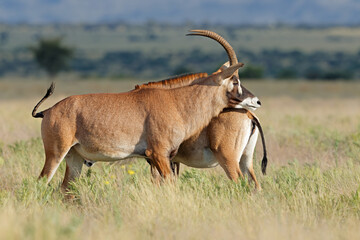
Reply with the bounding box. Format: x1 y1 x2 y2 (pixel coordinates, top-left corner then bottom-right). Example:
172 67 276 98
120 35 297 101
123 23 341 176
32 31 258 192
137 70 267 190
134 30 267 190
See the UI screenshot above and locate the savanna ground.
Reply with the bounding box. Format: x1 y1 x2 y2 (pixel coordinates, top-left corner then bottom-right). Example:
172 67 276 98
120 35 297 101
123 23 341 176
0 78 360 239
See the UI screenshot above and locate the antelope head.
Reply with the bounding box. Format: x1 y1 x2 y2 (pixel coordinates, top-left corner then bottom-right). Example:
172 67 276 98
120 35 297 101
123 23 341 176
187 30 261 111
217 62 261 111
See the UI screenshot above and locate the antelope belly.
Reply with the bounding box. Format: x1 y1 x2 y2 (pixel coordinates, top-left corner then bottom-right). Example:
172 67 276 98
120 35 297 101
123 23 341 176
73 144 145 162
175 148 218 168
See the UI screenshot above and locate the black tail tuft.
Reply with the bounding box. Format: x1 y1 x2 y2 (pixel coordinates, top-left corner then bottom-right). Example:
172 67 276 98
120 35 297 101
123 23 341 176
45 82 55 98
33 112 44 118
32 82 55 118
261 156 268 175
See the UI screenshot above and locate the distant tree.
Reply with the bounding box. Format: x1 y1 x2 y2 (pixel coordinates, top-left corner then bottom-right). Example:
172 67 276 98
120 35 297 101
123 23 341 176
239 65 264 79
277 68 298 79
30 37 73 77
0 31 9 45
323 70 353 80
304 66 324 79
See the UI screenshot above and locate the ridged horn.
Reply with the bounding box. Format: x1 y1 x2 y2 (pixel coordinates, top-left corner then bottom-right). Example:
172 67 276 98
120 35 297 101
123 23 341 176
187 29 239 77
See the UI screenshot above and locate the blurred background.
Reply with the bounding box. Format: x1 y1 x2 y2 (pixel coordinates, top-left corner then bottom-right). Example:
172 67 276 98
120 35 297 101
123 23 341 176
0 0 359 80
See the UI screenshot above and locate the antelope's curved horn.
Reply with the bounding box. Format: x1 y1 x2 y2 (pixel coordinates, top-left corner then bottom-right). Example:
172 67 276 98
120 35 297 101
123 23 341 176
187 29 239 77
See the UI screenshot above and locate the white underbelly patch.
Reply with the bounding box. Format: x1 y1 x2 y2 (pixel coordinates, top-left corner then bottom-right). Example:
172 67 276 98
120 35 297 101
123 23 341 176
73 144 144 163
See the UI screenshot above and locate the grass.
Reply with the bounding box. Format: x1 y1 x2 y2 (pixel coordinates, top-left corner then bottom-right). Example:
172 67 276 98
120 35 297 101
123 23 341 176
0 78 360 239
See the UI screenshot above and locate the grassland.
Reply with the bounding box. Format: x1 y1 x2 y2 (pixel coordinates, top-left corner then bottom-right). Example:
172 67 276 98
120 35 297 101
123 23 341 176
0 78 360 239
2 24 360 55
2 24 360 79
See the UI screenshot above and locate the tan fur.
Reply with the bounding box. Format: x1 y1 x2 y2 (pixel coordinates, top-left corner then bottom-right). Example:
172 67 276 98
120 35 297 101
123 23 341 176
34 62 244 191
176 107 261 190
138 67 262 190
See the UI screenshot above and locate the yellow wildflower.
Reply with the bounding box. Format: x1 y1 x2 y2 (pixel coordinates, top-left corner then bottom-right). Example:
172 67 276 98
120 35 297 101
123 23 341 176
127 170 135 175
104 180 110 185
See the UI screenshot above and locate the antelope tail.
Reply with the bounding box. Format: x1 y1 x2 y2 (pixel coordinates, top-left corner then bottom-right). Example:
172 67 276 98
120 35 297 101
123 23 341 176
31 82 55 118
247 111 268 175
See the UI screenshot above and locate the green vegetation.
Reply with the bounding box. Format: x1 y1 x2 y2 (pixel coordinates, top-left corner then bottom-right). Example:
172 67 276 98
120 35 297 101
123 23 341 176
0 138 359 239
0 23 360 79
239 65 264 79
29 38 73 77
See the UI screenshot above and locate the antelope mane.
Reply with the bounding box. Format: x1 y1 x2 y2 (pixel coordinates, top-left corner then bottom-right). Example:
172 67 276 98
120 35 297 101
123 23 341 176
135 72 208 90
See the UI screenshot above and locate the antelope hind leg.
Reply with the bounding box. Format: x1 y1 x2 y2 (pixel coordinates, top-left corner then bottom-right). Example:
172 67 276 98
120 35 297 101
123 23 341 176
214 150 244 181
61 148 84 194
39 140 74 184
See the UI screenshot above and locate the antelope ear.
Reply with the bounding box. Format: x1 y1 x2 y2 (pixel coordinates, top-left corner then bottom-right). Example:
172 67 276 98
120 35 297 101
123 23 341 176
219 61 230 70
211 62 244 85
213 61 230 74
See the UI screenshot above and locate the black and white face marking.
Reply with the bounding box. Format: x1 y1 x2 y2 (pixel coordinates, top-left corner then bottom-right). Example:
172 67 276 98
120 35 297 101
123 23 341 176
227 76 261 111
238 95 261 111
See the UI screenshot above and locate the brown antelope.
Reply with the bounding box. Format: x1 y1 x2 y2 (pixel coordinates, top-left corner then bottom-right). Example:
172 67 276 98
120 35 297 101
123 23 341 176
85 69 266 190
137 72 267 190
135 30 268 190
32 31 256 192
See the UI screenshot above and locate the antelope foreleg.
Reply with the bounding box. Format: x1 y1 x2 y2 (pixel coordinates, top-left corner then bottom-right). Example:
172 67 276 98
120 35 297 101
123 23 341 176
150 162 162 184
145 149 173 181
170 162 180 176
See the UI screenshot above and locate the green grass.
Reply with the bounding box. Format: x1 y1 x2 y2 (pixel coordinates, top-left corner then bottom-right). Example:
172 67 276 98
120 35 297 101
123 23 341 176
0 137 359 239
0 79 360 239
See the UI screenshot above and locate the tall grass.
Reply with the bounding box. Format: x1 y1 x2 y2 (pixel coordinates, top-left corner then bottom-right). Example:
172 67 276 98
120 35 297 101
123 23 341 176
0 79 359 239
